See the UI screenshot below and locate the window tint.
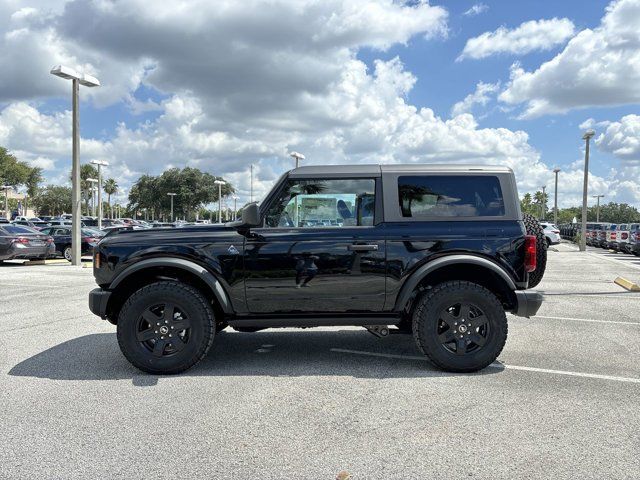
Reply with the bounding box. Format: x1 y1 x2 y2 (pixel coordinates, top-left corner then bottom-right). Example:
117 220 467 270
1 225 38 234
398 175 505 218
265 178 375 228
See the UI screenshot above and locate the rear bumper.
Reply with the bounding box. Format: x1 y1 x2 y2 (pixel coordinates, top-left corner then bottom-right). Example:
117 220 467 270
513 290 543 318
89 287 111 319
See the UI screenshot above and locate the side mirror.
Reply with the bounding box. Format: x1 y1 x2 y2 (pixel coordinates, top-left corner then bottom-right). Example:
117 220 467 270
241 202 261 227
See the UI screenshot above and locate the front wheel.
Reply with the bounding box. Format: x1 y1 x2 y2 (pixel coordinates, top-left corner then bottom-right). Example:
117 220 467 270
117 281 216 374
412 281 508 372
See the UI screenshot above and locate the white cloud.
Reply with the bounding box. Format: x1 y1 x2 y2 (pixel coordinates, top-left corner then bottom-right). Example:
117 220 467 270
451 81 500 116
0 0 634 208
500 0 640 118
458 17 575 61
595 114 640 162
463 3 489 17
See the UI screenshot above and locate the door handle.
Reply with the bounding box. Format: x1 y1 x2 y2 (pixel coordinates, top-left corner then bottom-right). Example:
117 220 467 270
348 244 378 251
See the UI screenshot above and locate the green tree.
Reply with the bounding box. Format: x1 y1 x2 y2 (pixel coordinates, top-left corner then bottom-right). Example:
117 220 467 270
103 178 118 219
0 147 31 187
32 186 72 216
23 167 43 215
128 167 235 221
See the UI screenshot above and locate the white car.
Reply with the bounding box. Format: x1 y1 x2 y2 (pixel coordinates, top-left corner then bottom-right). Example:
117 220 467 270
540 222 561 246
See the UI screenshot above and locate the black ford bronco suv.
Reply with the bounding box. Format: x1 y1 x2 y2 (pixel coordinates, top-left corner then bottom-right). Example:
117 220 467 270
89 164 544 374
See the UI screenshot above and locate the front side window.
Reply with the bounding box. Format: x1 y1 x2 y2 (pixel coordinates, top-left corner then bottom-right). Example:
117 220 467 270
264 178 376 228
398 175 505 218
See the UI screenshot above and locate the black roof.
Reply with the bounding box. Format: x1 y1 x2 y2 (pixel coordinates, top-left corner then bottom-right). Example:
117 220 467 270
288 164 513 178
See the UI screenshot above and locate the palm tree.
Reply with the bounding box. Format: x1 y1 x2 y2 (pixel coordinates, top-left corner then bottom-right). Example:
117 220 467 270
103 178 118 219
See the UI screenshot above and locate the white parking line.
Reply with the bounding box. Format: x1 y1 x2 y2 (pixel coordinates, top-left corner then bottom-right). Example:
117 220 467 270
586 252 640 271
530 315 640 326
330 348 640 384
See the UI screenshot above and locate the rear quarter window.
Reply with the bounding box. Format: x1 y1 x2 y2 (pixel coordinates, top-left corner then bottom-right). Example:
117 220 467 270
398 175 505 218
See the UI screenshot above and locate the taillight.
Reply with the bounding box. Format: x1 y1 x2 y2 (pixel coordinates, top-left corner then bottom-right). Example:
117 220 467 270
622 233 628 240
94 251 101 269
11 237 29 244
46 237 53 243
612 232 617 239
524 235 537 273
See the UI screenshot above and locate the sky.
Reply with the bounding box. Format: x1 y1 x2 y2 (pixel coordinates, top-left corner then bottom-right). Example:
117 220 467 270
0 0 639 209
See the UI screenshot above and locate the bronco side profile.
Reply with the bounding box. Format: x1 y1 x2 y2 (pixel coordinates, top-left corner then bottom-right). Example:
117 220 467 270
89 164 544 374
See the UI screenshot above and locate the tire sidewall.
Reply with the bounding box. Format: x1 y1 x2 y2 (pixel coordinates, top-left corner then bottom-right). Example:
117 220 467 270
117 284 213 373
415 284 507 371
63 246 72 262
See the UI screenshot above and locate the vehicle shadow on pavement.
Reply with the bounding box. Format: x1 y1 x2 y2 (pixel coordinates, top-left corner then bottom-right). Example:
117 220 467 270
8 329 504 385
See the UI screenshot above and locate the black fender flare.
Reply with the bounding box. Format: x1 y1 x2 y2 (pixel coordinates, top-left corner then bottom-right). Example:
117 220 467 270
393 254 517 312
110 257 232 314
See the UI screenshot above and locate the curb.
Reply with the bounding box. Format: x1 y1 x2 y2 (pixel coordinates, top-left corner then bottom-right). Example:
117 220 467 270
614 276 640 292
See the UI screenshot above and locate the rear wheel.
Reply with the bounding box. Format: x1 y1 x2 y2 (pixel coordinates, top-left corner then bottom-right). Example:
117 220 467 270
63 245 72 262
523 213 547 288
412 281 507 372
117 281 216 374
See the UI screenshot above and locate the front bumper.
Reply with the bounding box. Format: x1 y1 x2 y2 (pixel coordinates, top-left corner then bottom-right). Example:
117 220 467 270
89 287 111 319
513 290 543 318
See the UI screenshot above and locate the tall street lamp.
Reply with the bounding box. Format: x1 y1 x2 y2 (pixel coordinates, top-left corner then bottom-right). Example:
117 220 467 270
167 192 176 222
91 160 109 229
2 185 11 220
214 180 226 224
50 65 100 266
553 168 561 225
289 152 305 226
250 164 254 203
540 185 546 221
592 194 605 223
86 178 98 217
232 195 239 220
580 129 596 252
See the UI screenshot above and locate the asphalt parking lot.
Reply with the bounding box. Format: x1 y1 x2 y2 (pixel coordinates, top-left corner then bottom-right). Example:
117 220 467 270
1 244 639 480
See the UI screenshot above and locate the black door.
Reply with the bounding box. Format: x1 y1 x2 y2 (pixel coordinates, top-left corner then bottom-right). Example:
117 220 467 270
243 177 386 313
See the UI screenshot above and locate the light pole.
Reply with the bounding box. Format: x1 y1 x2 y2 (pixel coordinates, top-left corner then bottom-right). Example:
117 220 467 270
167 193 176 222
232 195 239 220
86 178 98 216
250 164 254 203
91 160 109 229
50 65 100 265
2 185 11 220
592 195 605 223
289 152 305 226
553 168 561 225
214 180 226 224
580 129 596 252
540 185 546 221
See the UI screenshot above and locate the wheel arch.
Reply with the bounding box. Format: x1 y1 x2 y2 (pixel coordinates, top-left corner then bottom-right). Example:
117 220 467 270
393 255 518 315
105 258 232 324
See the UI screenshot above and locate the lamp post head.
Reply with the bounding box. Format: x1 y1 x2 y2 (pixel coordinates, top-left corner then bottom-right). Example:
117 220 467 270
50 65 100 87
167 192 176 196
214 180 226 186
90 160 109 166
582 129 596 140
232 195 239 200
289 151 305 161
553 168 561 174
86 178 98 183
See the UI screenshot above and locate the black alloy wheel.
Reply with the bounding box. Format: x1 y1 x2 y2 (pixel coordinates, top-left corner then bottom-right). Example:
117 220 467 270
412 281 508 372
435 302 489 356
135 303 191 358
117 281 215 374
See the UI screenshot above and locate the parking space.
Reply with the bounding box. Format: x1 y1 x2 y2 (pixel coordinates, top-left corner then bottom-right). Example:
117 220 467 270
0 247 638 479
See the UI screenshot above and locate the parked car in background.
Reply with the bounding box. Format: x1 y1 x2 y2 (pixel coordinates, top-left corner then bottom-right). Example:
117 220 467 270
11 220 39 229
605 224 618 250
0 218 9 224
0 225 55 262
594 224 610 248
627 224 640 256
540 222 560 246
38 226 102 261
615 224 631 252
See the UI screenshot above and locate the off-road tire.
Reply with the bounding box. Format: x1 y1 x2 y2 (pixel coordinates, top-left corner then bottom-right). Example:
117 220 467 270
412 281 508 372
117 281 215 374
523 213 547 288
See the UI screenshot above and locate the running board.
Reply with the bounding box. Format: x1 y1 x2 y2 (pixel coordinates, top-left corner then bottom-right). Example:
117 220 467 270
228 315 401 329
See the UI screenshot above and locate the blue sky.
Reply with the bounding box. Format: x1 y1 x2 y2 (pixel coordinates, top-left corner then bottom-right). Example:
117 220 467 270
0 0 638 207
